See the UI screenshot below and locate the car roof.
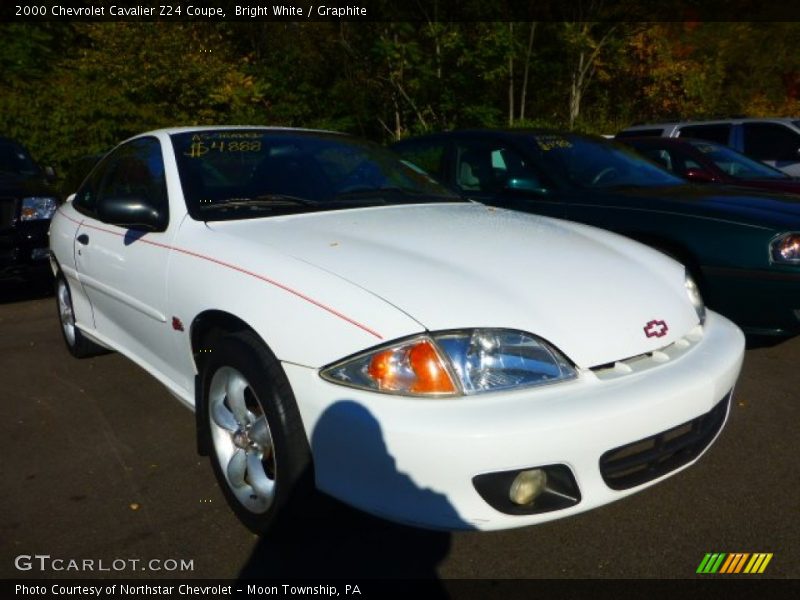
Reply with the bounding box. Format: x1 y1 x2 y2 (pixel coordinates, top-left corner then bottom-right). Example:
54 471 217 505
392 128 603 144
437 128 577 136
620 136 723 147
136 125 345 137
622 117 800 130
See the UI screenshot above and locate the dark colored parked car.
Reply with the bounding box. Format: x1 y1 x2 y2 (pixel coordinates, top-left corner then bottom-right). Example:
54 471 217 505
620 136 800 195
0 137 60 281
391 129 800 339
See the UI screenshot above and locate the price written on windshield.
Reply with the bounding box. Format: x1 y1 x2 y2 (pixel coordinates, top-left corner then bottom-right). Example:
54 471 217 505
184 138 262 158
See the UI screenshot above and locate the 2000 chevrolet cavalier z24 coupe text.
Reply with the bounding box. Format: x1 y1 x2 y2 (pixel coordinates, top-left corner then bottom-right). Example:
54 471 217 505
49 127 744 533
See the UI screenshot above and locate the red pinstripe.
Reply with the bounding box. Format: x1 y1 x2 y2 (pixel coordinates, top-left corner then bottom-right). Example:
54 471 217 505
59 211 383 339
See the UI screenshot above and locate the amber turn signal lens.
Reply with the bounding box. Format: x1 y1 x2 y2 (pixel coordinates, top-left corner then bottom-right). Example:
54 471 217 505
367 349 395 383
408 341 456 394
366 340 456 395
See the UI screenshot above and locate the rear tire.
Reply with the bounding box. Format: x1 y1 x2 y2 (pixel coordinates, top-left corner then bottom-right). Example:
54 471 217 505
201 331 313 534
55 274 108 358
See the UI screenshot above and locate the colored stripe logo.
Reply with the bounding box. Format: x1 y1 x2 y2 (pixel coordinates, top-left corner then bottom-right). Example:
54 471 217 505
697 553 773 574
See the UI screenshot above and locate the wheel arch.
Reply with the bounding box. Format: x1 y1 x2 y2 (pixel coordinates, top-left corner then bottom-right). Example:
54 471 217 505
190 309 264 372
50 253 62 277
190 309 270 456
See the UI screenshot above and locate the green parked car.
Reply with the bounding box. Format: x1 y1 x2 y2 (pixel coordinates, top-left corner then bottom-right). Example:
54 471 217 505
391 129 800 340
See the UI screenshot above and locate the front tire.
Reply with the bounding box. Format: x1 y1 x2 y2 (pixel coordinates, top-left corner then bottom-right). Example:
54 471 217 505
201 331 313 534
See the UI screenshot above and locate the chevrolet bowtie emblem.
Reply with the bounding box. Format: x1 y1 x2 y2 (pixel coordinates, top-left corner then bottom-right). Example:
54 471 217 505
644 319 668 338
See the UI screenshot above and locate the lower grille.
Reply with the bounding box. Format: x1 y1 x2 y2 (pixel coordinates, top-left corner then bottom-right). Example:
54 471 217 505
0 198 16 229
599 392 731 491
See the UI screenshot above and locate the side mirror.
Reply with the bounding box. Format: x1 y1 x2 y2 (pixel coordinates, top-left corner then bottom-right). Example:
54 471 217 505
43 166 57 182
98 197 166 232
505 177 549 195
684 168 717 183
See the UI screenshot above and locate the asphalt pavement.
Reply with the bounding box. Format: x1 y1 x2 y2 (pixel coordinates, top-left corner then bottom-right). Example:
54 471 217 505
1 278 797 580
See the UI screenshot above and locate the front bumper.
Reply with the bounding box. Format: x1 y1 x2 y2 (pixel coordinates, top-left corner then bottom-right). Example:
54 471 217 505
0 220 52 280
284 310 744 531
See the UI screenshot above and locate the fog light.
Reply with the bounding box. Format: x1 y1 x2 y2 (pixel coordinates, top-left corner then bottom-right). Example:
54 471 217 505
474 464 580 515
509 468 547 505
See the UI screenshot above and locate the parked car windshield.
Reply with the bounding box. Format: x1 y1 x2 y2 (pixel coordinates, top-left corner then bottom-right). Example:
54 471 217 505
0 140 41 176
529 133 684 189
171 129 461 220
687 140 790 180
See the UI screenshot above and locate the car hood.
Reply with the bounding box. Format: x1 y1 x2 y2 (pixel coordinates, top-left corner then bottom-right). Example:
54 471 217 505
206 203 699 368
600 184 800 229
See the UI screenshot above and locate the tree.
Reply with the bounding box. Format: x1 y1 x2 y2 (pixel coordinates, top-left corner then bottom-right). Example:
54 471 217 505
0 22 266 183
562 21 619 129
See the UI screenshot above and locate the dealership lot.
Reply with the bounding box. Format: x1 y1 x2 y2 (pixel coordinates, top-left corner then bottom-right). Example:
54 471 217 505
1 281 797 579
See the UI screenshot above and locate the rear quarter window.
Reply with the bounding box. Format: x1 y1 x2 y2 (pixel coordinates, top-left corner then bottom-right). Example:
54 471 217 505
742 123 800 162
677 124 732 145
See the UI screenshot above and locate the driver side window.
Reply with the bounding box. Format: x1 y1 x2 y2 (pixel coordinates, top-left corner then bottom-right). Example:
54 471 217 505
72 161 104 218
74 138 168 227
454 141 547 195
96 137 168 225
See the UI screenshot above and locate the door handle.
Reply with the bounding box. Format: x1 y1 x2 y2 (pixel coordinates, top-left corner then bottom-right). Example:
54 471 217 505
77 234 89 246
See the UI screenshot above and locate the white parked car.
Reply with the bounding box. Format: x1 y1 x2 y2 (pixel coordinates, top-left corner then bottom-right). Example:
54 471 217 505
49 127 745 533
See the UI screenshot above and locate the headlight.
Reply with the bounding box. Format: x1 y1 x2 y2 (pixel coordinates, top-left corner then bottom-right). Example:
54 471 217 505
21 196 58 221
320 329 577 397
770 232 800 265
685 271 705 325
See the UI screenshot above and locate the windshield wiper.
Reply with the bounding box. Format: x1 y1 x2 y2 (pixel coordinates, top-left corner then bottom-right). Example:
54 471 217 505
197 194 321 211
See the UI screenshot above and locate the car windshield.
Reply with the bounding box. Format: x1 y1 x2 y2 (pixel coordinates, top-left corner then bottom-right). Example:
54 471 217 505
0 141 41 176
687 140 789 180
171 129 461 220
529 133 684 189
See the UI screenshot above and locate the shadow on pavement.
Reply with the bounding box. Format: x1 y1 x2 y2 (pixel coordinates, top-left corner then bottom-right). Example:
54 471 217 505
238 401 469 587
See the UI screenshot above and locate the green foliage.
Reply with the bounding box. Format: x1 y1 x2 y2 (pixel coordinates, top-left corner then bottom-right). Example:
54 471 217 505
2 20 799 192
0 23 75 82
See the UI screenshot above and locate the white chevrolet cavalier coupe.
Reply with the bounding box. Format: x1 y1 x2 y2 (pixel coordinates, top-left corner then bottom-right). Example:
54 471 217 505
49 127 745 533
